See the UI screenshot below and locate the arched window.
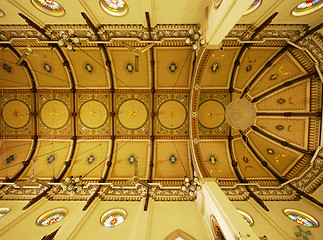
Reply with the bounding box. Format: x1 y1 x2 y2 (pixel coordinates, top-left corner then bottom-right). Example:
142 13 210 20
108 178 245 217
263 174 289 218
36 208 68 226
210 215 227 240
283 209 319 228
100 209 127 228
237 210 254 227
164 229 197 240
291 0 323 16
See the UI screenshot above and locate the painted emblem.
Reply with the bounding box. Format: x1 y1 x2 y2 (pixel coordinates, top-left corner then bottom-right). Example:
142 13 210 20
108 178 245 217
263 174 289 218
128 154 136 164
47 154 56 164
276 125 285 130
210 62 219 73
43 63 52 73
87 154 95 164
85 63 94 73
6 155 15 164
209 155 217 165
277 98 286 104
169 63 177 73
270 74 278 80
267 149 274 154
126 63 134 73
246 65 252 72
243 156 249 163
169 154 177 164
3 63 12 73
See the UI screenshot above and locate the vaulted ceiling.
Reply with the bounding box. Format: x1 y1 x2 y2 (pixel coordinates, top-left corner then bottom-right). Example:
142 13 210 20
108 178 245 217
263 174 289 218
0 0 322 205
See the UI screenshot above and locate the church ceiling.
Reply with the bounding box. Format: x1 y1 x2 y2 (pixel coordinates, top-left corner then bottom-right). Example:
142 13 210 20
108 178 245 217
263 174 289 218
0 21 322 204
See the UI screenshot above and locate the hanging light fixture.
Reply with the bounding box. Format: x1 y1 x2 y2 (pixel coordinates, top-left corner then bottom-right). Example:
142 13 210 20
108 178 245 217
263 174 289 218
181 176 201 197
185 29 206 51
58 29 80 52
62 176 83 196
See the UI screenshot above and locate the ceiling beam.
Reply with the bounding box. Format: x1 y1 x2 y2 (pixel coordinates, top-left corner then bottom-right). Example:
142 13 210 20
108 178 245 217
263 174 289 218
256 112 322 117
22 186 52 210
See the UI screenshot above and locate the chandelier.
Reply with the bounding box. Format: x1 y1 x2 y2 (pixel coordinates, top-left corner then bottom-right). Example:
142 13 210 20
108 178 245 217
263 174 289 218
181 176 201 196
62 176 83 196
185 29 206 51
58 29 80 51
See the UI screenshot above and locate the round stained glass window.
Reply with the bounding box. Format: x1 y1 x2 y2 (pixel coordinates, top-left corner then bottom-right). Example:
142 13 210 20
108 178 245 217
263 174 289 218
100 209 127 228
243 0 262 15
0 208 10 218
283 209 319 228
36 208 68 226
100 0 129 17
292 0 323 16
238 210 254 227
31 0 66 17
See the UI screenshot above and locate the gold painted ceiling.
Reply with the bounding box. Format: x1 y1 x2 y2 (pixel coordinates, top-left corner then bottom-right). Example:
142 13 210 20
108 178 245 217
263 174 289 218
0 20 322 203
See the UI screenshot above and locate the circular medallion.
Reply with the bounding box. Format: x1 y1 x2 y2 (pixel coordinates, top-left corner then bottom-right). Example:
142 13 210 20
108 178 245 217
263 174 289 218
36 208 68 227
100 0 129 16
40 99 69 130
198 100 225 129
31 0 66 17
117 99 148 130
225 99 256 130
1 100 31 129
157 100 187 130
79 100 108 129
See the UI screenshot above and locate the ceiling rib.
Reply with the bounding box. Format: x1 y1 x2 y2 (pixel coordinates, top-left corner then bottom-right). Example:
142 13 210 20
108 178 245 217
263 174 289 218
251 125 314 156
288 183 323 208
256 112 322 117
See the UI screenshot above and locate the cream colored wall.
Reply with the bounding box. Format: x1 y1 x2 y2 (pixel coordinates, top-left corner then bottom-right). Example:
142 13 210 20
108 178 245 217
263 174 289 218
0 198 210 240
232 197 323 240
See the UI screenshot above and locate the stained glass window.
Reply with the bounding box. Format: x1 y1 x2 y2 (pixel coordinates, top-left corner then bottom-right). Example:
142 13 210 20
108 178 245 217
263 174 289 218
283 209 319 228
31 0 66 17
292 0 323 16
238 210 254 227
100 0 129 17
243 0 262 15
36 208 68 226
0 208 10 218
0 9 5 18
101 209 126 228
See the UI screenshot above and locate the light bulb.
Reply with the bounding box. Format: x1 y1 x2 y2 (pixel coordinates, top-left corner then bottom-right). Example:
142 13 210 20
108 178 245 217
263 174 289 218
200 39 206 46
62 185 67 191
185 38 191 45
193 33 199 41
196 185 201 191
185 182 190 187
59 31 65 37
189 191 194 196
198 29 203 36
74 176 82 183
65 176 72 183
58 39 65 47
77 185 83 191
181 184 187 191
189 185 196 191
67 44 74 51
69 190 76 196
73 38 80 44
188 29 195 35
68 29 75 36
67 184 74 191
184 176 190 183
192 44 198 50
193 176 199 183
